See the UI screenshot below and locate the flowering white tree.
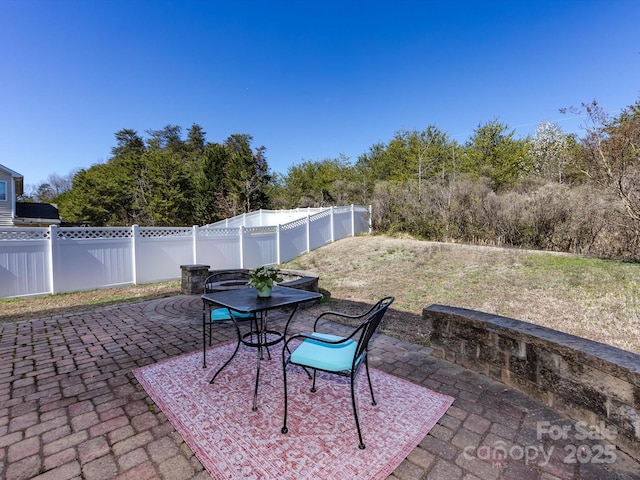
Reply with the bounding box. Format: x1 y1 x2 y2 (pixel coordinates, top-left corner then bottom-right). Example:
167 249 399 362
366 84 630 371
530 121 571 183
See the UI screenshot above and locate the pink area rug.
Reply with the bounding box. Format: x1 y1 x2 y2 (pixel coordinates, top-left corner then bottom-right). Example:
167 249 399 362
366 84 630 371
133 342 454 479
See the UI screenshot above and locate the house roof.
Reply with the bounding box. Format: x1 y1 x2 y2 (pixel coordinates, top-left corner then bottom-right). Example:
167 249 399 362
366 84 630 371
0 164 24 196
0 164 23 178
15 202 61 224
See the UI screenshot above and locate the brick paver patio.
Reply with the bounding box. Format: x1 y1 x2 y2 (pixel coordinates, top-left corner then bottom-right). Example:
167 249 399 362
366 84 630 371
1 295 639 479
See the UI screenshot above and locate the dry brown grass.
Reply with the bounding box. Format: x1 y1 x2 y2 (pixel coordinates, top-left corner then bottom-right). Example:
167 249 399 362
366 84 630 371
284 235 640 354
0 281 181 323
2 235 639 353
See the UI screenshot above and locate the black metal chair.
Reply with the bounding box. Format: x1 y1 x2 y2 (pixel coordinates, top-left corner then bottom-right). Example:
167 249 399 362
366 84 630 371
281 296 395 449
202 271 256 379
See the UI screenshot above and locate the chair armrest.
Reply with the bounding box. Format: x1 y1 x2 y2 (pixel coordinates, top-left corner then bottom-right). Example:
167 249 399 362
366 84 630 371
315 299 384 322
283 329 361 355
313 306 376 330
288 318 367 348
316 310 366 320
291 332 354 344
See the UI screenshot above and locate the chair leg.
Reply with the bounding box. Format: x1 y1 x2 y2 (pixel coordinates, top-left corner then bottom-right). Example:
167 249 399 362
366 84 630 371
365 357 377 406
202 318 208 368
209 319 242 384
202 304 208 368
209 336 240 384
311 370 317 393
350 372 366 449
281 358 289 434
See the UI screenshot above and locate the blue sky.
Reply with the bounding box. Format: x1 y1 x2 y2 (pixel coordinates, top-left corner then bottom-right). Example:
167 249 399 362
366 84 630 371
1 0 639 191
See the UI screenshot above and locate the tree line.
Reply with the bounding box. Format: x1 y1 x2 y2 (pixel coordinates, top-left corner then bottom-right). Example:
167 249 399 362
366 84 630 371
26 99 640 259
34 126 271 226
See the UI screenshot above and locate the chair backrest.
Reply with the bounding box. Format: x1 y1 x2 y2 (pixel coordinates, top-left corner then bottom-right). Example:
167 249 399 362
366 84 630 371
353 297 394 364
203 271 251 294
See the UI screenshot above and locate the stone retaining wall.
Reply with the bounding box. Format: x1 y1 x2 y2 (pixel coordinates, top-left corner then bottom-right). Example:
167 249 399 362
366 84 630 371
424 304 640 461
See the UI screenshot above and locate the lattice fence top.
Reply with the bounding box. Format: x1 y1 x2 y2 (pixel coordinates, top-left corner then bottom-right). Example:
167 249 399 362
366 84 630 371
310 208 332 220
281 217 307 231
57 228 133 239
198 227 240 237
205 207 335 228
0 228 50 240
138 227 192 238
244 226 277 235
333 205 358 214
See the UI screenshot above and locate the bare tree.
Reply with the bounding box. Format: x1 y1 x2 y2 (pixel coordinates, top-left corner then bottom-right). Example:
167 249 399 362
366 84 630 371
32 171 76 202
566 100 640 226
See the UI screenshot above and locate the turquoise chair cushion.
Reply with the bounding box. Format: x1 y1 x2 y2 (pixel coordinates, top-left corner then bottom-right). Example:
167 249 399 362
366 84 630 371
210 308 253 321
290 332 357 372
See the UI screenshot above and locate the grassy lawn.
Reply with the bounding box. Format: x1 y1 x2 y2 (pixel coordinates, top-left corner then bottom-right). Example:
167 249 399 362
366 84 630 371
2 234 639 354
283 235 640 354
0 281 181 323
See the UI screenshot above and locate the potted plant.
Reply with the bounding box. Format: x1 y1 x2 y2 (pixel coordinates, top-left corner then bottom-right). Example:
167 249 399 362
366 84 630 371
248 265 283 297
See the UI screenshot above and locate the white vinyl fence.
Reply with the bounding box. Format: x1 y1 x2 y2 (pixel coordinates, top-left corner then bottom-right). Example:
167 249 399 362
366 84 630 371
0 206 370 299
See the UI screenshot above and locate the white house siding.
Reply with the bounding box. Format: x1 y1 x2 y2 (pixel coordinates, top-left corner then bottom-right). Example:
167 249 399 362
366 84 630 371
0 170 13 227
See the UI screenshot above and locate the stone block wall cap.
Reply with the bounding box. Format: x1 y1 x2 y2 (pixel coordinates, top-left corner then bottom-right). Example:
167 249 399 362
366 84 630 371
424 303 640 376
180 264 211 270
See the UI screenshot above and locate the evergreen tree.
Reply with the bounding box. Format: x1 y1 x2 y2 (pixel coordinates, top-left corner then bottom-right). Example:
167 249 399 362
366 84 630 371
222 134 271 216
192 143 229 225
461 119 531 190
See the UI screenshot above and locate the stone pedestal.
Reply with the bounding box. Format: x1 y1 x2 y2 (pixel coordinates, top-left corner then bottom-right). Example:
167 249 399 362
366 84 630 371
180 264 211 295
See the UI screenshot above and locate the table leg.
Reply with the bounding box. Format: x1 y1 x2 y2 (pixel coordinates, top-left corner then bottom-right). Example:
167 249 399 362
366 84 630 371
202 300 208 368
252 343 261 411
252 310 266 411
282 304 300 338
